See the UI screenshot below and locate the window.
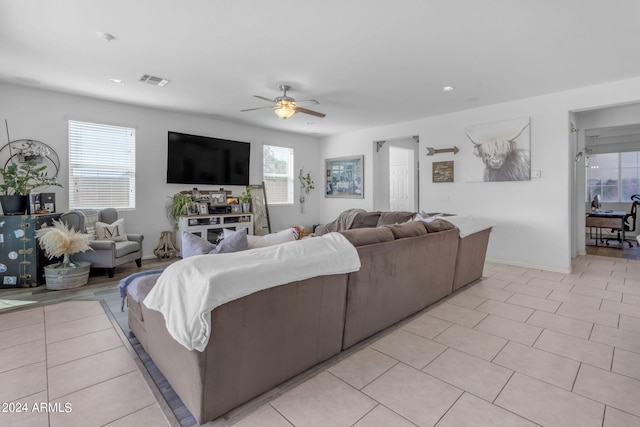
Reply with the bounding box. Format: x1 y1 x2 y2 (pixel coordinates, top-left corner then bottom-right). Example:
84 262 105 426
68 120 136 210
586 151 640 202
263 145 293 205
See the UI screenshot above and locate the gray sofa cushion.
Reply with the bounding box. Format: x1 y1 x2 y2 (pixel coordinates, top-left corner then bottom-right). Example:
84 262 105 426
425 219 456 233
376 211 416 226
340 227 394 247
385 221 428 239
350 212 381 229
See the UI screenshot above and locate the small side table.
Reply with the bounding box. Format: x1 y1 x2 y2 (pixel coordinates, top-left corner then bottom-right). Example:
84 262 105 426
154 231 178 259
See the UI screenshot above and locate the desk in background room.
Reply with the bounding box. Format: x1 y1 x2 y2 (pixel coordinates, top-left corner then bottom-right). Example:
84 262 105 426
586 210 626 248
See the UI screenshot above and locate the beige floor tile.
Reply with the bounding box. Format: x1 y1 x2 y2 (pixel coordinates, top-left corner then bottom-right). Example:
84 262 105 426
0 339 45 374
557 302 619 327
273 372 376 427
48 371 157 427
619 314 640 333
433 324 507 361
328 347 397 389
370 329 447 369
601 300 640 318
526 310 593 339
608 283 640 297
493 341 580 390
426 302 487 328
495 373 604 427
604 407 640 427
437 392 537 427
622 293 640 306
571 286 622 302
401 313 452 339
475 299 533 322
548 290 602 309
534 329 613 370
45 313 113 344
524 270 566 282
423 348 513 402
463 285 514 302
447 292 486 309
0 322 45 351
362 363 462 426
0 307 43 332
48 346 138 399
581 272 625 285
612 348 640 380
506 293 560 313
44 300 97 312
574 364 640 418
46 328 124 368
562 275 608 290
590 325 640 354
230 405 293 427
504 283 551 298
0 361 46 403
104 404 170 427
527 278 574 292
352 404 415 427
491 265 530 275
44 300 106 326
474 314 542 346
0 390 49 427
483 274 526 287
625 277 640 287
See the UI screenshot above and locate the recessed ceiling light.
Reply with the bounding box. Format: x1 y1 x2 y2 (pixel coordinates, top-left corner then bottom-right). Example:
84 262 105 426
97 32 116 42
442 86 454 92
108 78 124 84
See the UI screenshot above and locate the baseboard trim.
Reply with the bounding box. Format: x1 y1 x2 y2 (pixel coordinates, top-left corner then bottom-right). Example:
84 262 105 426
485 257 571 274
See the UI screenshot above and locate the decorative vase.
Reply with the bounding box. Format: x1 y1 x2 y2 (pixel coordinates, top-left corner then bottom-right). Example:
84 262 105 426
242 202 251 213
0 195 29 215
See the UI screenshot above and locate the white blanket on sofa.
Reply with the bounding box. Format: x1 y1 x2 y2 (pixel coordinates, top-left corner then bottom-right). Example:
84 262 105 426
143 232 361 352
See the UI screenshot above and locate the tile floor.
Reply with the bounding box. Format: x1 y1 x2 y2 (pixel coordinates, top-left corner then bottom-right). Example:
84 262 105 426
0 300 173 427
228 255 640 427
2 255 640 426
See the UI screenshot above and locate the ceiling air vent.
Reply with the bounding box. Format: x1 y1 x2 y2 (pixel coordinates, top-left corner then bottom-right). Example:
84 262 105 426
138 74 171 87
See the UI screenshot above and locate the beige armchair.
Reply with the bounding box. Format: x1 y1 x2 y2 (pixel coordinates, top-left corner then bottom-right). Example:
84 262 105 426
60 208 144 278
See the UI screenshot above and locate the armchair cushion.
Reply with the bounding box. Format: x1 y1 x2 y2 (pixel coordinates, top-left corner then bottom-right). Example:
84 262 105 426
114 240 142 258
96 218 127 241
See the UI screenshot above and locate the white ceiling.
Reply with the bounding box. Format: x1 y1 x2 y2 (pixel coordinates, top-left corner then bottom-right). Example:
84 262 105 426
2 1 640 137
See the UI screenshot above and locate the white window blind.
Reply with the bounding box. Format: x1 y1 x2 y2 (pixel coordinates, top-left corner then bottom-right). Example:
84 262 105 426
263 145 293 205
586 151 640 203
68 120 136 210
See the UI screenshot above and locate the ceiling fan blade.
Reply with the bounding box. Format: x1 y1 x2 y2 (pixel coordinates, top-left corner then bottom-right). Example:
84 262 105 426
253 95 275 103
241 106 276 112
294 99 320 107
294 106 326 118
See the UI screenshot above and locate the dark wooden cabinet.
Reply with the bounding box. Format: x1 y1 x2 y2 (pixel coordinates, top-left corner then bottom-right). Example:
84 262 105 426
0 213 61 288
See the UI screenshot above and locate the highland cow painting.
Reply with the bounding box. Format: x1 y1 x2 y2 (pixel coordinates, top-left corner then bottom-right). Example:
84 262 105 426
465 117 531 182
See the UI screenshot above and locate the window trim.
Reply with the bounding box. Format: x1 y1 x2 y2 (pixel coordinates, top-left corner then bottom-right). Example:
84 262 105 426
263 144 294 205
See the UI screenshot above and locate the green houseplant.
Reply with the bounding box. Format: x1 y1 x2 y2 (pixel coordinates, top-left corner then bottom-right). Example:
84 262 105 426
166 192 197 230
238 186 253 213
0 160 61 215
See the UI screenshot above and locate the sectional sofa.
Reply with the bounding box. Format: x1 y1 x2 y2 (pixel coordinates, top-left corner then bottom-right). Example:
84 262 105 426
126 218 492 423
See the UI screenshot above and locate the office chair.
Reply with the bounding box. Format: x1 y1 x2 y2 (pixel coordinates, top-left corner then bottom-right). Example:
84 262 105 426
606 194 639 248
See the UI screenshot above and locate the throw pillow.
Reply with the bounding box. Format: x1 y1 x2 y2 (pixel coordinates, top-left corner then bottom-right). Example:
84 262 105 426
424 219 456 233
95 218 127 241
211 228 248 254
78 209 99 239
181 231 216 258
246 228 296 249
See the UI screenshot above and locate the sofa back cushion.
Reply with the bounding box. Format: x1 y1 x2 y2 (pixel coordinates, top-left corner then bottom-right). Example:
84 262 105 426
385 221 428 239
425 219 456 233
350 211 381 229
376 211 415 226
340 227 394 247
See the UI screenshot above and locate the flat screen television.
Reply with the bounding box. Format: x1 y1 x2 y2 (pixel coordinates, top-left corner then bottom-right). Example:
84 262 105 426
167 131 250 186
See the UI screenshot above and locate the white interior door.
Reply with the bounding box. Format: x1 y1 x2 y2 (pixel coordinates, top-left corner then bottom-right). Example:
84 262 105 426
389 146 414 211
373 137 419 212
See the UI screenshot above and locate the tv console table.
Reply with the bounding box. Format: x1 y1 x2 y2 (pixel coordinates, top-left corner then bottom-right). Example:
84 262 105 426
177 213 254 250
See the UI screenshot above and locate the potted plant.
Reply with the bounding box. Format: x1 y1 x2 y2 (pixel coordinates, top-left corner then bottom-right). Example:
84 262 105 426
0 160 61 215
35 220 92 290
238 186 253 213
166 192 197 230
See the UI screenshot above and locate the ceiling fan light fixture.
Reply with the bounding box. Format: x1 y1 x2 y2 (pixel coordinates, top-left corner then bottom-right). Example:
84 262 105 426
274 101 296 119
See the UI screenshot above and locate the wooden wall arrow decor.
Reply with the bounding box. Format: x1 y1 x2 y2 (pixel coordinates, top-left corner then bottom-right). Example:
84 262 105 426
426 146 459 156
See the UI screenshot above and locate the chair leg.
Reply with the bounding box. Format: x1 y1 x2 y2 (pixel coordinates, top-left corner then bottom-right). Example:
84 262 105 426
135 258 142 268
107 268 115 278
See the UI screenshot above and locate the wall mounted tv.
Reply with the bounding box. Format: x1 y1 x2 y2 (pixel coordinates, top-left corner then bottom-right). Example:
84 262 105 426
167 131 250 186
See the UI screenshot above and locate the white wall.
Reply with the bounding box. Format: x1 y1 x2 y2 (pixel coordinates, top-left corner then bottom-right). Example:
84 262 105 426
0 83 322 257
320 76 640 273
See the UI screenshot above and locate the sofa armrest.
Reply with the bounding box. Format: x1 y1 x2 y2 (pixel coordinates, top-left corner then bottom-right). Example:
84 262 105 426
127 234 144 244
89 240 116 250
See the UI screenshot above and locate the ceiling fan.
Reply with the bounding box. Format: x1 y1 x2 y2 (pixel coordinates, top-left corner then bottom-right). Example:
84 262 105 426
241 85 326 119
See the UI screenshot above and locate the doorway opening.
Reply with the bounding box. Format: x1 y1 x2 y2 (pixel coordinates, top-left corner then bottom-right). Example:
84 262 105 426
373 136 419 212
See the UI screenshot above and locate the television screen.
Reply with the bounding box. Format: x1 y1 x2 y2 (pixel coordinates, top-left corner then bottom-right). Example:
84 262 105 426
167 131 250 186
